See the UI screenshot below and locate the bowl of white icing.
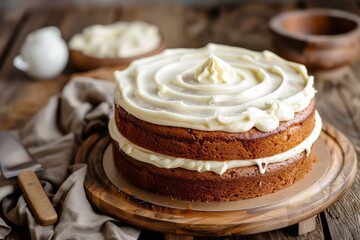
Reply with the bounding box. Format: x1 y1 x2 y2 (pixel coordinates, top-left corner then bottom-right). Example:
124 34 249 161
69 21 166 71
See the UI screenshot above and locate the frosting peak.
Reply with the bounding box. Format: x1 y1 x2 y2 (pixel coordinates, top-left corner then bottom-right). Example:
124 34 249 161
194 53 236 84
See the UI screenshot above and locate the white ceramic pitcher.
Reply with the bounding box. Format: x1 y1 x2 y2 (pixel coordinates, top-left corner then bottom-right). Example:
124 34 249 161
13 26 68 79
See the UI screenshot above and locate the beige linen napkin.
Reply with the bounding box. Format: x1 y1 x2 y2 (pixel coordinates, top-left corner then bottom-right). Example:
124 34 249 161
0 77 141 240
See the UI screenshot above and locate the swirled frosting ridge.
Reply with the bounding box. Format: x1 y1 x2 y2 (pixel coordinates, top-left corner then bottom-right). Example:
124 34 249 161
114 43 316 132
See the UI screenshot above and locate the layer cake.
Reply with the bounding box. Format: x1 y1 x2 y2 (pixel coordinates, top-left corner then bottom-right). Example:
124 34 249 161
109 43 322 202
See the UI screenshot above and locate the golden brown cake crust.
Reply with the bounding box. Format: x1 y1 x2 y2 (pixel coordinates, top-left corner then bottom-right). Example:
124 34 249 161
115 98 316 160
112 142 316 202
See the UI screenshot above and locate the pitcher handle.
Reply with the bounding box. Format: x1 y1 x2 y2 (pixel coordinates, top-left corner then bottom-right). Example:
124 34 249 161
13 55 29 72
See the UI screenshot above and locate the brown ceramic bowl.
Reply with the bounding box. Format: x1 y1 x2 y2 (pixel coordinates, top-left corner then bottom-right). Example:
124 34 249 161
269 9 360 71
69 37 166 71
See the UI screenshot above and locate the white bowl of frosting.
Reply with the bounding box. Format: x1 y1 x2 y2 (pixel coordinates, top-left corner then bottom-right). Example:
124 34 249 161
68 21 165 70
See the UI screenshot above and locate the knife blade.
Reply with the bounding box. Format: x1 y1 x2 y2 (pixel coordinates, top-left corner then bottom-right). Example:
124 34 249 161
0 133 57 225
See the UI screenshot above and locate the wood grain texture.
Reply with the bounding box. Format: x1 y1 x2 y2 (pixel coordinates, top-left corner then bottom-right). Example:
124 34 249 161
306 1 360 238
0 7 123 131
0 9 70 131
315 62 360 240
1 2 360 240
165 234 194 240
0 9 25 67
17 170 58 226
77 123 357 239
297 216 317 236
121 2 298 51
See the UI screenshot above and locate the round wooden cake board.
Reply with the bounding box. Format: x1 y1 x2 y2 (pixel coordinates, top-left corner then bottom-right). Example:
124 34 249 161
76 123 357 239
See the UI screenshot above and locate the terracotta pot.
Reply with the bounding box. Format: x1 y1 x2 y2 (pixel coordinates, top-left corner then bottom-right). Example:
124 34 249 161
269 9 360 71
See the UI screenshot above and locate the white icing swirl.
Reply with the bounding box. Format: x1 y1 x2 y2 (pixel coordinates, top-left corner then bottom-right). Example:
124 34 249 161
114 43 316 132
69 21 161 58
109 111 322 175
194 53 236 84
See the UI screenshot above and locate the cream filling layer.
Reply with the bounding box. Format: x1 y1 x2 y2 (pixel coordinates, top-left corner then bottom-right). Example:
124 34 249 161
109 111 322 175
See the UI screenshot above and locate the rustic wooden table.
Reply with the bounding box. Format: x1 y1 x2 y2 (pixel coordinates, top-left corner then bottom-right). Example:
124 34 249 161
0 1 359 239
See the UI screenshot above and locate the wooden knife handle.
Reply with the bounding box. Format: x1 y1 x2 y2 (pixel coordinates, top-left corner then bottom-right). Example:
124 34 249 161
17 170 58 225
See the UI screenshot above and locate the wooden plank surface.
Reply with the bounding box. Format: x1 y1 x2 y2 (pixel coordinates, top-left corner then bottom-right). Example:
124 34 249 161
0 9 25 68
0 2 359 240
0 7 123 131
315 63 360 240
306 1 360 239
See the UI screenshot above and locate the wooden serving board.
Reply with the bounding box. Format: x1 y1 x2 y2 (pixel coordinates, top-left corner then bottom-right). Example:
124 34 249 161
75 123 357 239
